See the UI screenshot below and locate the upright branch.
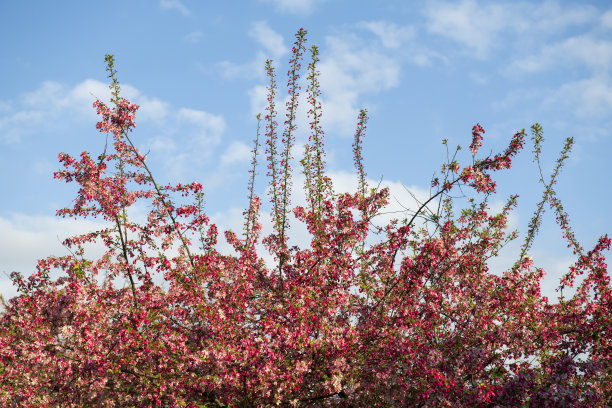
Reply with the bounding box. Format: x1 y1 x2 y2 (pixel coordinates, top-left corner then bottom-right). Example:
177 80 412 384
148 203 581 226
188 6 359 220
519 124 609 296
352 108 369 271
244 113 262 247
301 140 313 211
104 54 121 105
264 28 307 287
302 44 330 215
264 60 280 236
277 28 307 246
353 109 369 208
515 124 575 272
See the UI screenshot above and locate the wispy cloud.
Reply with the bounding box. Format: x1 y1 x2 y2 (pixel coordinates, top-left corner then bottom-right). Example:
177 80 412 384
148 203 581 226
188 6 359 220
0 79 171 144
249 21 288 57
424 0 597 60
0 214 109 301
0 79 106 143
603 9 612 29
246 22 432 138
217 21 286 80
0 79 229 183
159 0 191 16
177 108 226 146
143 106 227 180
220 141 252 166
543 75 612 119
530 1 596 33
358 20 443 66
248 84 268 118
424 0 513 59
184 31 204 43
261 0 326 15
317 33 401 136
507 34 612 75
358 21 415 50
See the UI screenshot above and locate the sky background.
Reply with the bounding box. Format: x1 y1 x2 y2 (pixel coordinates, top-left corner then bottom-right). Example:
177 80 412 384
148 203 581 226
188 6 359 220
1 0 611 302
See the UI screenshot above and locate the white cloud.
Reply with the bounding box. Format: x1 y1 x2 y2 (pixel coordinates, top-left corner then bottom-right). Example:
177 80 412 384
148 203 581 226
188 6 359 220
425 0 597 60
0 79 231 185
0 100 11 113
0 214 109 301
261 0 325 15
469 72 488 85
0 109 45 143
231 22 433 141
221 141 252 166
507 35 612 75
184 31 204 43
248 85 268 117
603 10 612 29
217 59 263 80
245 26 419 139
67 79 113 116
159 0 191 16
149 135 176 153
491 88 543 111
425 0 511 59
177 108 226 145
249 21 287 58
217 22 286 80
0 79 173 144
137 97 169 123
317 34 401 136
0 80 100 143
543 75 612 118
528 1 596 34
137 107 227 180
358 21 415 49
22 81 64 107
357 20 442 67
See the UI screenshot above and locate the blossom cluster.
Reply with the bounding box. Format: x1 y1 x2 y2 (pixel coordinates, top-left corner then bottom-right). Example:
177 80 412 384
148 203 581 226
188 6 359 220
1 30 610 407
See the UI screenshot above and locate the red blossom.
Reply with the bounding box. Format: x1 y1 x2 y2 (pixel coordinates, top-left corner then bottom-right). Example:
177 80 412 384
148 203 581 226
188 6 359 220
1 36 610 408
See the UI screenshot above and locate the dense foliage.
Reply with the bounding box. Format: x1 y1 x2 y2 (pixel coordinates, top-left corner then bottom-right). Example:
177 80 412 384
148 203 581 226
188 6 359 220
1 29 610 407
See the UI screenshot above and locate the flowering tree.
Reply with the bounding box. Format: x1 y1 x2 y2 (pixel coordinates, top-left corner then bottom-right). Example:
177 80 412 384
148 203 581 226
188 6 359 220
1 29 610 407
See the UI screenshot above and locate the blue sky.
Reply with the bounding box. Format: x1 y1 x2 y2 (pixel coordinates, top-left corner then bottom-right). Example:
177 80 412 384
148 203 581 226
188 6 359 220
1 0 611 302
